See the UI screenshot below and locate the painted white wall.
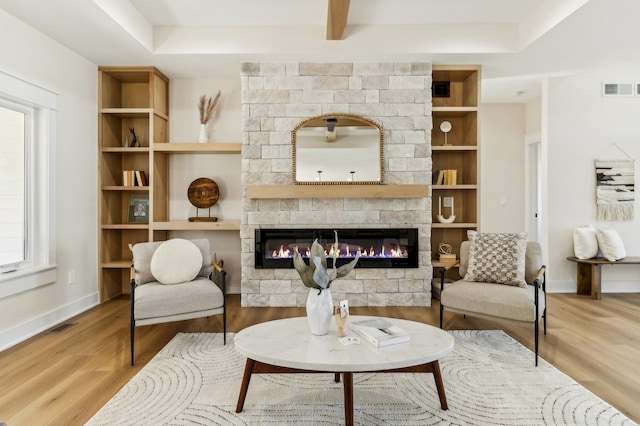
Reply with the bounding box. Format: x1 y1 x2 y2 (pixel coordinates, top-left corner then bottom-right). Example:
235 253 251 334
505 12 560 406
479 104 526 233
169 78 243 293
547 48 640 293
0 9 98 350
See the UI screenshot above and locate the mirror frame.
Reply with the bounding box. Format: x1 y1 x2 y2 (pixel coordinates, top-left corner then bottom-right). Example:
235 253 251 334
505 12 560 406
291 113 384 185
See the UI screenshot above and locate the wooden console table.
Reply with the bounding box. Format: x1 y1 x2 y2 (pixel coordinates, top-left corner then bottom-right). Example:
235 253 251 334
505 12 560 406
567 256 640 300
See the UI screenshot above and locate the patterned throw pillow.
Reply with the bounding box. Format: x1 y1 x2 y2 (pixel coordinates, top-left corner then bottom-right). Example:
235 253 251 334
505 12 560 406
464 231 528 288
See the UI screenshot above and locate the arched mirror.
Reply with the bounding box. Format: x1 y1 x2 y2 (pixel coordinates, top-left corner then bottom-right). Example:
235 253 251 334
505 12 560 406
292 113 384 185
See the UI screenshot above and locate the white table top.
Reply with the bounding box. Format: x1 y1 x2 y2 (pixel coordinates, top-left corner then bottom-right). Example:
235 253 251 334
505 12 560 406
234 316 454 372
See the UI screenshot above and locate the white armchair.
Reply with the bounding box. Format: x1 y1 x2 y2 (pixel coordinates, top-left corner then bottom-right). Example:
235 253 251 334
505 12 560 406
129 238 226 365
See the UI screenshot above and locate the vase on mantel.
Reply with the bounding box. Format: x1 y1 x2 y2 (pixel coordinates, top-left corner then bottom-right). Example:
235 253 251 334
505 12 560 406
306 288 333 335
198 123 208 143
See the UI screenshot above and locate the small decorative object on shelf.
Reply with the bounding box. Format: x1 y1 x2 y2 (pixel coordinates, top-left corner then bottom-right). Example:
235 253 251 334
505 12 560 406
440 121 452 146
187 177 219 222
438 243 456 262
198 90 221 143
437 196 456 224
128 194 149 223
293 231 360 335
129 127 140 147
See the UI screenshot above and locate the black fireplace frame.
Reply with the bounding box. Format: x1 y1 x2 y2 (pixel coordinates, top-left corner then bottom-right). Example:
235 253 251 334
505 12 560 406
254 228 419 269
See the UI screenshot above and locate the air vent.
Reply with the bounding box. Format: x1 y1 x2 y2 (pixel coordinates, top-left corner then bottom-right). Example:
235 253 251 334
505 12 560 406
46 322 77 333
602 82 634 97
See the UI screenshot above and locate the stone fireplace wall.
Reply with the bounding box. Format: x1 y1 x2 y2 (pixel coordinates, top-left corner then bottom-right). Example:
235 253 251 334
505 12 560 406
240 62 432 307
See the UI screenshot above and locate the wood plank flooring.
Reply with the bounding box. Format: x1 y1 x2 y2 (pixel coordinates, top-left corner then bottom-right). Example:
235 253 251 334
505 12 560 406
0 293 638 424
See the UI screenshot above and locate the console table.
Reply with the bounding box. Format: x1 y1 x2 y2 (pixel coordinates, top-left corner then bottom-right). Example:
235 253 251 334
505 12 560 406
567 256 640 299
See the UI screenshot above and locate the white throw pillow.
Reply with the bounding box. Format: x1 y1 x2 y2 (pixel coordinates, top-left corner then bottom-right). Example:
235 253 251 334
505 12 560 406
595 228 626 262
573 225 598 259
150 238 203 284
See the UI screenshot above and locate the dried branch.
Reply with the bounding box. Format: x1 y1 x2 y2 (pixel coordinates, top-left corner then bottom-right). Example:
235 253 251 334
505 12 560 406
198 91 221 124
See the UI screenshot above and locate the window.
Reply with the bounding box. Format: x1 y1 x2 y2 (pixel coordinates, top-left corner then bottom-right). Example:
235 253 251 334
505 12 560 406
0 71 57 298
0 102 28 270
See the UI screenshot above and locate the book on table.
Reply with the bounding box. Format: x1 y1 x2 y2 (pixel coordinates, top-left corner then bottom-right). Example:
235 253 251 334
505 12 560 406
350 318 410 347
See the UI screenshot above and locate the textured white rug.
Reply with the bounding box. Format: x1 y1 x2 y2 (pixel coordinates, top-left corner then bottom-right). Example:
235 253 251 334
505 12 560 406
87 330 635 425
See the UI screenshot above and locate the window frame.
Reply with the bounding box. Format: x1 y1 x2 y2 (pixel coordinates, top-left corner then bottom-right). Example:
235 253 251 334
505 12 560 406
0 71 57 298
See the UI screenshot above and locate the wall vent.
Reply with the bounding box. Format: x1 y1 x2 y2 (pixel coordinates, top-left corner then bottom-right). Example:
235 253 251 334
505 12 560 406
602 82 635 97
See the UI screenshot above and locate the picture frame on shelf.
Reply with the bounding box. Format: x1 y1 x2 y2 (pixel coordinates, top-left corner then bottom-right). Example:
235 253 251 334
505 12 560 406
128 194 149 223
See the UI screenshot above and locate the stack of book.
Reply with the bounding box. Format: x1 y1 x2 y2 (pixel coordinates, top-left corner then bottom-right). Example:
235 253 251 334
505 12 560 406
122 170 148 187
432 169 457 185
350 318 410 347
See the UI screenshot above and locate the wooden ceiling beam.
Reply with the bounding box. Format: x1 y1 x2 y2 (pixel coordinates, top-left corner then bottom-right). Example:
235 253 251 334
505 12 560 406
326 0 350 40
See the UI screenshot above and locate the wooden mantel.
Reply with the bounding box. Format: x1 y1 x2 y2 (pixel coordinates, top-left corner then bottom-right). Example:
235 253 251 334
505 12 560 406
245 184 429 199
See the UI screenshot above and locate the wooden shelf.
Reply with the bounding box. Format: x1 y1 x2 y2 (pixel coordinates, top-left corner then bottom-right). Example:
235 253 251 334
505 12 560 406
102 186 149 191
431 146 477 152
101 147 150 153
100 108 168 120
431 222 477 228
153 142 241 154
152 220 240 231
101 224 149 230
432 185 477 190
246 184 429 199
101 261 132 269
432 107 478 114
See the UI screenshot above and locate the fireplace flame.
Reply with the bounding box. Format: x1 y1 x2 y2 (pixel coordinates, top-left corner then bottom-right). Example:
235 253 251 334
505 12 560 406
269 244 405 259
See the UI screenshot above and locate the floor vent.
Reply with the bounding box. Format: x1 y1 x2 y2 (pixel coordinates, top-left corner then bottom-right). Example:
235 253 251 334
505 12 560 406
602 82 635 97
46 323 77 334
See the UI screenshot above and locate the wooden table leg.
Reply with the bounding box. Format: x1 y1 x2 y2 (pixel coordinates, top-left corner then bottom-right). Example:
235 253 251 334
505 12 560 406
430 360 448 410
342 372 354 426
236 358 255 413
576 262 602 300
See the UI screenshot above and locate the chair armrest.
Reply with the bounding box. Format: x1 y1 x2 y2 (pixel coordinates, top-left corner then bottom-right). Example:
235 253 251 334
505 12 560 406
533 265 546 289
211 258 227 296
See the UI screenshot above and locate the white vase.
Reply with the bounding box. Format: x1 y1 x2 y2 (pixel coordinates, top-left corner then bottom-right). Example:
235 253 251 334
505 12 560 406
198 123 208 143
305 288 333 335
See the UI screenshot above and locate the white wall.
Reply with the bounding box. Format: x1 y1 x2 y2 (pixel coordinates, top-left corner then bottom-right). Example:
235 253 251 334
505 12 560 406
547 48 640 293
480 104 526 233
0 9 98 349
169 78 243 293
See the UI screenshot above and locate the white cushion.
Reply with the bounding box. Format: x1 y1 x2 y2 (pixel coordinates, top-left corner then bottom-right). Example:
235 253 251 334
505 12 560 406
573 225 598 259
150 239 203 284
595 228 626 261
464 231 528 288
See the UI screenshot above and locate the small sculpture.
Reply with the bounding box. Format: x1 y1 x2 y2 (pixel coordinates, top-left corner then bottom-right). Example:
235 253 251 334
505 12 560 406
129 128 140 147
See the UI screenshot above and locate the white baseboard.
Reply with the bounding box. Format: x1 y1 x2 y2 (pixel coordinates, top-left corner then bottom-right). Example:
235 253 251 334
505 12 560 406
0 292 99 352
548 280 640 293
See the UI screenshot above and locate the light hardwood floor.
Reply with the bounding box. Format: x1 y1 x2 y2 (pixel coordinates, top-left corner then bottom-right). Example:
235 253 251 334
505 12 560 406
0 293 639 425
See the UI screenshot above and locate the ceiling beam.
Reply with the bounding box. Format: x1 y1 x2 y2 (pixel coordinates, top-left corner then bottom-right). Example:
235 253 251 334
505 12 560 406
326 0 350 40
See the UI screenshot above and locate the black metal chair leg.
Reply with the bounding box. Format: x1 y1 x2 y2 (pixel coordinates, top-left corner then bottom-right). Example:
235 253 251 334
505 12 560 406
535 319 539 367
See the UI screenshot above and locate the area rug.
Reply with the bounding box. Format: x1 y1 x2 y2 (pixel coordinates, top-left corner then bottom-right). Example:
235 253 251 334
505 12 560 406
86 331 635 425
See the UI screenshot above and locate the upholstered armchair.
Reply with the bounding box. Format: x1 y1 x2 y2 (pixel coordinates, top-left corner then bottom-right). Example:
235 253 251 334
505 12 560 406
129 238 226 365
438 233 546 365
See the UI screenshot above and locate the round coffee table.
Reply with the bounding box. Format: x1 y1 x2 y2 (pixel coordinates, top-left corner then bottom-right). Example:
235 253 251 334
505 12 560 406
234 316 454 426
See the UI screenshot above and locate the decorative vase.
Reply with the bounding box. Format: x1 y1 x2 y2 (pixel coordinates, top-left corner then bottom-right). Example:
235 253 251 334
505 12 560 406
306 288 333 335
198 123 208 143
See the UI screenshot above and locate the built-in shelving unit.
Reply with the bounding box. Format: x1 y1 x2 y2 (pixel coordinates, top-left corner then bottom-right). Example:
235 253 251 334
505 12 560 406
98 66 242 302
98 66 169 302
431 65 480 275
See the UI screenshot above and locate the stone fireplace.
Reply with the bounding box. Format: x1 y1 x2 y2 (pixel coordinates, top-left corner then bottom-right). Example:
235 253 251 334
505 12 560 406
240 61 432 307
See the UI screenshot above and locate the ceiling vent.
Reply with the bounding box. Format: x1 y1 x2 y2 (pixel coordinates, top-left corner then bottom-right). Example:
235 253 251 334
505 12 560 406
602 82 634 97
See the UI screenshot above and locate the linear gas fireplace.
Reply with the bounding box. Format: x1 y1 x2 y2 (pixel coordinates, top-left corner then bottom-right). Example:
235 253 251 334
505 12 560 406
255 228 418 269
